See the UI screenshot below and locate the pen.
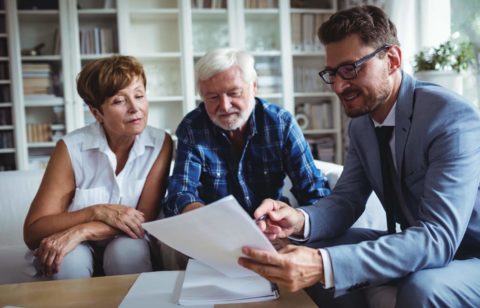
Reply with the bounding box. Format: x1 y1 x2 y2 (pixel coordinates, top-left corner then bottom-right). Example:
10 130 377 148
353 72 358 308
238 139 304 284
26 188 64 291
255 214 268 223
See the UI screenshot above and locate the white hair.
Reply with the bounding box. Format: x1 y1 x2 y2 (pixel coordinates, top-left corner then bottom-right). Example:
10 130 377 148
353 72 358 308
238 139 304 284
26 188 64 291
195 48 257 97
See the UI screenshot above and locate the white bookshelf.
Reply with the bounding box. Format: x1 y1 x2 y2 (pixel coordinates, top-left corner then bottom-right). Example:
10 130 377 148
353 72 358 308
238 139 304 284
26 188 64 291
4 0 342 170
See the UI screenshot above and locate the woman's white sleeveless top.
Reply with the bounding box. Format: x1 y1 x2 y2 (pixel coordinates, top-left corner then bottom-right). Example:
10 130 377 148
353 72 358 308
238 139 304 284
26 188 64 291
62 122 165 212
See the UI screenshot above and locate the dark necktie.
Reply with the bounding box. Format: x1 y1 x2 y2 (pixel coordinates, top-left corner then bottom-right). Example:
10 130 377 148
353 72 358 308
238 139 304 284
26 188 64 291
375 126 398 234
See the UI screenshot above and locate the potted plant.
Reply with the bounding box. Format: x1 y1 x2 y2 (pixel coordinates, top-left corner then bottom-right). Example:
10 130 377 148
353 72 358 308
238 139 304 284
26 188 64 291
413 36 475 95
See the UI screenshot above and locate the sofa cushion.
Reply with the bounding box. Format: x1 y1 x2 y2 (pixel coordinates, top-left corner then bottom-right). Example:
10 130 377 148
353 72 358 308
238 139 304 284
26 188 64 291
0 170 43 246
0 245 42 284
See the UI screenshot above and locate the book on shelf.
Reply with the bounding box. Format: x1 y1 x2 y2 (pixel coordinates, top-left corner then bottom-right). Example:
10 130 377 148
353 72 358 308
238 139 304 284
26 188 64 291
301 13 315 52
0 108 11 125
0 62 9 79
291 13 302 52
22 63 52 96
0 84 10 102
307 136 335 162
52 28 61 55
291 13 330 52
0 131 14 148
257 75 282 93
192 0 227 9
27 123 51 143
309 102 333 130
24 95 63 106
245 0 278 8
314 14 326 50
104 0 115 9
80 27 115 54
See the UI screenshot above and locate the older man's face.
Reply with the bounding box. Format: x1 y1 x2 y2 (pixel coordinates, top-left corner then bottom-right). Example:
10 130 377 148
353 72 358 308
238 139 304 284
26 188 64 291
200 66 256 131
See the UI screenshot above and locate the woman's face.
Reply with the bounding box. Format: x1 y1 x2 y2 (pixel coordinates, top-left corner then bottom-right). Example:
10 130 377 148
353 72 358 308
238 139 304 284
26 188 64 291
91 76 148 140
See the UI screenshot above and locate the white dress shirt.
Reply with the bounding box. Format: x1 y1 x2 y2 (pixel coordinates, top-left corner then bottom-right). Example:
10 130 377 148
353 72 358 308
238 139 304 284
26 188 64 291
63 122 165 211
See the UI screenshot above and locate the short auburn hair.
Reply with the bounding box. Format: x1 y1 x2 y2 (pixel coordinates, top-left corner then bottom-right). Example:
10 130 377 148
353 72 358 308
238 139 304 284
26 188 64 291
318 5 399 49
76 55 146 109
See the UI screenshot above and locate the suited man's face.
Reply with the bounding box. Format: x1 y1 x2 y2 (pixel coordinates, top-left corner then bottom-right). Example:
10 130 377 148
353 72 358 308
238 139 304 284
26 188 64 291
324 34 398 121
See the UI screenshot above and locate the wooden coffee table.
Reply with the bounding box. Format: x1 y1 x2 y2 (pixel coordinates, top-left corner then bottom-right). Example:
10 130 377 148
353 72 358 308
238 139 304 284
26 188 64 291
0 271 317 307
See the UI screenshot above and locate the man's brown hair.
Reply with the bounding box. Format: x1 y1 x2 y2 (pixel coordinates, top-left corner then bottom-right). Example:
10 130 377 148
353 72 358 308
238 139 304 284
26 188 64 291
77 55 146 109
318 5 399 48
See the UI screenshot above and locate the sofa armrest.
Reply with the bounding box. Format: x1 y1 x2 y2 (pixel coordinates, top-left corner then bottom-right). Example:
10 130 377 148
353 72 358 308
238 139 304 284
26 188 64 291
283 160 386 230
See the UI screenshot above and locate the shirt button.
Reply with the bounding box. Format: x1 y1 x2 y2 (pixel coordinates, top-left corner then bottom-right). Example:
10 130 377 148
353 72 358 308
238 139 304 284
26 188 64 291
263 170 268 175
216 172 221 177
245 196 250 200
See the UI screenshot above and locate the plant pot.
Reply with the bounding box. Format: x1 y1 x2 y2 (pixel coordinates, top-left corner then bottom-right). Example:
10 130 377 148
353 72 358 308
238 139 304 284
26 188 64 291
414 70 463 95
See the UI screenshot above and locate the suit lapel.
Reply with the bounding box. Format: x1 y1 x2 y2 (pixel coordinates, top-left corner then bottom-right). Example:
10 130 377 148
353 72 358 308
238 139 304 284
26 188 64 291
394 72 416 178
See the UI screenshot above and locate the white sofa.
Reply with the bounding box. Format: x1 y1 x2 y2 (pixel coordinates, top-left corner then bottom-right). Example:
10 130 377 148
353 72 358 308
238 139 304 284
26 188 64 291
0 160 385 285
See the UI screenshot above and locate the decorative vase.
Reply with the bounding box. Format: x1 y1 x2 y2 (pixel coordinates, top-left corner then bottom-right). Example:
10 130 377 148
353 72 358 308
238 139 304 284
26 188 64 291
414 70 463 95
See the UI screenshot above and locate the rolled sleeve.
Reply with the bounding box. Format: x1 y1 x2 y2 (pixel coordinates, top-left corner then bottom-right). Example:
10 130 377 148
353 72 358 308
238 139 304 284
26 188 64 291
283 112 331 205
164 135 204 216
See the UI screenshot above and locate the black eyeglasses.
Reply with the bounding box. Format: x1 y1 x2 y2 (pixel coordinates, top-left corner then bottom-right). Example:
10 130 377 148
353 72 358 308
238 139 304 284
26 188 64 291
318 44 391 84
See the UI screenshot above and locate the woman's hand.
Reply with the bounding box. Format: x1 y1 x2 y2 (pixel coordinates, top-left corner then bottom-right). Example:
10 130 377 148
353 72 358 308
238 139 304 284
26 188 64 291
93 204 145 239
34 226 84 277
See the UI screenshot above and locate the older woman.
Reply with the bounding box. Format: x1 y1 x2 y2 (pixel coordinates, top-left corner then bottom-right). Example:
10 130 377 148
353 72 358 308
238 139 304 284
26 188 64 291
23 55 172 279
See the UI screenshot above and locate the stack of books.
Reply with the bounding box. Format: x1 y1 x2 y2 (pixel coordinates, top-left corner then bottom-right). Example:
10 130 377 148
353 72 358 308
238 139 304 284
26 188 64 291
22 63 51 96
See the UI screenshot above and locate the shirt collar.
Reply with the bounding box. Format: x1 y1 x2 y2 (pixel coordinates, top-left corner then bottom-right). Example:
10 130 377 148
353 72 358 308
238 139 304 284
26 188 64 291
372 101 397 127
82 122 153 159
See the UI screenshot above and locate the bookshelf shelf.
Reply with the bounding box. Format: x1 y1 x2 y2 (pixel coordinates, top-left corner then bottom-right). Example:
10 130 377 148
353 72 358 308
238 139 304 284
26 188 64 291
18 10 59 15
149 96 184 103
192 9 227 14
244 8 279 14
24 99 64 107
21 55 62 61
0 124 13 130
251 51 282 56
0 148 15 153
290 9 336 14
80 53 117 60
78 9 117 15
27 142 56 148
129 9 179 19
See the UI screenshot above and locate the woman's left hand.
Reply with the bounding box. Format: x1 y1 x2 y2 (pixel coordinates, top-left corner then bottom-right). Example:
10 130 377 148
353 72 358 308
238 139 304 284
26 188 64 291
33 226 84 277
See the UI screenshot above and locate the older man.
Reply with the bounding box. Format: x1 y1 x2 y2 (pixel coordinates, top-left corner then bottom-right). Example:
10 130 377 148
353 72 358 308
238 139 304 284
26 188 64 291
164 48 330 217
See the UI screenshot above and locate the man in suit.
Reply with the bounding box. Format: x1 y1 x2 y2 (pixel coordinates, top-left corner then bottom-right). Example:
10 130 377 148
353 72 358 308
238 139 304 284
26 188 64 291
239 5 480 307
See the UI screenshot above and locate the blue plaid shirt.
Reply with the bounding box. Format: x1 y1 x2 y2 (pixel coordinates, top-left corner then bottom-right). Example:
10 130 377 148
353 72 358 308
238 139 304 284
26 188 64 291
164 98 331 217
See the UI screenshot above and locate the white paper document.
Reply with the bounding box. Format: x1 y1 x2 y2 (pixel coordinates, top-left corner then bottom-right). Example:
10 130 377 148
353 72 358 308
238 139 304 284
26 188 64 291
142 195 277 277
179 259 279 306
119 271 212 308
